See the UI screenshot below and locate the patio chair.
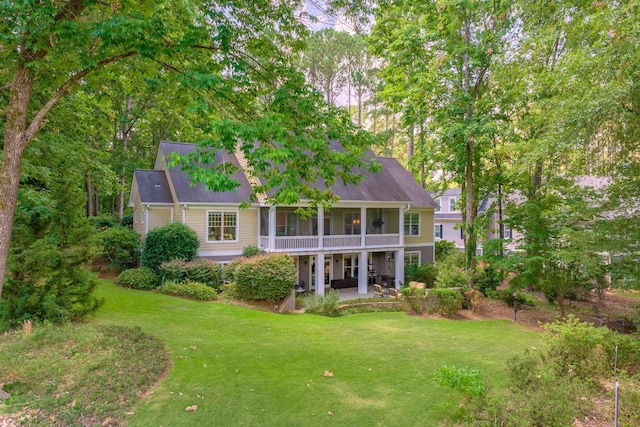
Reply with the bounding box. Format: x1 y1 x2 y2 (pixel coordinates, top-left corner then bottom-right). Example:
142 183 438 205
591 305 609 328
373 284 387 298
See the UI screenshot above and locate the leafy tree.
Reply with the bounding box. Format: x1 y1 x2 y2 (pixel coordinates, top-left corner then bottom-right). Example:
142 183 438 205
369 0 515 283
0 1 378 300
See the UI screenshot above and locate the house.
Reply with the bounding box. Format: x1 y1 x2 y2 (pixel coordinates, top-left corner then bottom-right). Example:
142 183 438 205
129 141 438 295
432 188 465 251
431 188 520 256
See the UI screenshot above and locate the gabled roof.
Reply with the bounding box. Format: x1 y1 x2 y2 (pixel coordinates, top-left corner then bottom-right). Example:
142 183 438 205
160 141 254 204
132 170 174 204
135 141 437 208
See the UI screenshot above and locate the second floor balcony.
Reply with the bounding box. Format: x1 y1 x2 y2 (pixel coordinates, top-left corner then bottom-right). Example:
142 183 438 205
258 206 405 253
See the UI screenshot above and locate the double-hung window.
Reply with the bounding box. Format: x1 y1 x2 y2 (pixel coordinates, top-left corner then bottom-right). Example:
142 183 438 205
404 251 420 266
404 212 420 236
435 224 443 239
208 211 238 242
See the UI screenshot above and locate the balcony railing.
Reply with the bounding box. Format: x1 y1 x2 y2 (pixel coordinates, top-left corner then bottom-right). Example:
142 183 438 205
259 233 400 252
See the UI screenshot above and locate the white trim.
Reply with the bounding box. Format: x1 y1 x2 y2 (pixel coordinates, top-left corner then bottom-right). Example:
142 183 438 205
404 242 435 248
206 210 240 243
197 250 244 257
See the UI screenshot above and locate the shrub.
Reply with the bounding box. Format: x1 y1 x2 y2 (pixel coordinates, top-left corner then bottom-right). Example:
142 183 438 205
233 253 296 302
97 226 141 270
434 364 486 398
241 244 265 257
116 267 160 290
159 258 222 289
496 289 537 308
303 290 341 316
474 265 503 296
463 288 483 313
435 240 457 261
141 223 199 271
425 288 463 317
401 286 426 314
1 231 103 327
435 266 470 288
120 214 134 229
405 263 436 287
222 258 242 284
160 280 218 301
88 214 120 229
542 315 612 380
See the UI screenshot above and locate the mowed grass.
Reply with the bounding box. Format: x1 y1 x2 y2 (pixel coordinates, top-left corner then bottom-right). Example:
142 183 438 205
93 280 542 426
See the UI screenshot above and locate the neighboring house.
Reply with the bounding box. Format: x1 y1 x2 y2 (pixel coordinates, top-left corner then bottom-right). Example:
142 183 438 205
129 141 438 295
431 188 521 256
432 188 465 251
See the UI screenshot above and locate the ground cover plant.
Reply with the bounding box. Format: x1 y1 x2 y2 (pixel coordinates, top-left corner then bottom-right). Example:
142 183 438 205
87 280 542 426
0 322 170 426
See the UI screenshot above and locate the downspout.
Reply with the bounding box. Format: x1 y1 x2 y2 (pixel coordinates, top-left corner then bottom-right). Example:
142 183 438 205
145 205 149 235
182 204 187 224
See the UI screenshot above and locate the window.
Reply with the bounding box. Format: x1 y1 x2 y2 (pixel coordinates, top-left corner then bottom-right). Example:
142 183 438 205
207 211 238 242
404 212 420 236
501 224 512 239
404 251 420 265
435 224 443 239
460 227 464 240
449 197 458 212
344 212 361 235
276 211 297 236
435 198 441 212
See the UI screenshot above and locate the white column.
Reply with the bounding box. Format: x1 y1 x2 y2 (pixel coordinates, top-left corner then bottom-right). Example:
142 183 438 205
399 206 405 247
268 206 276 251
315 252 325 296
358 250 368 294
360 206 367 248
395 248 405 289
317 206 324 249
182 205 186 224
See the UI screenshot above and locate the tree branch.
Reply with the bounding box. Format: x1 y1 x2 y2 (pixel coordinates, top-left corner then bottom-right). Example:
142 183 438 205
24 51 137 143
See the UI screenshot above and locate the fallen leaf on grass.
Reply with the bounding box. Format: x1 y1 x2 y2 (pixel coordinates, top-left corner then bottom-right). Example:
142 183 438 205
190 346 197 350
185 405 198 412
328 411 333 416
323 370 334 378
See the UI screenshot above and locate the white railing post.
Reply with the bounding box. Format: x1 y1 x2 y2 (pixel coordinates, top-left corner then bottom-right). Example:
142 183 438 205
318 206 324 249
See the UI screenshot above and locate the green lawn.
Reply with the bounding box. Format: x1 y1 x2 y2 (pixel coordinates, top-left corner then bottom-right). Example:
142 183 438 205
93 280 542 426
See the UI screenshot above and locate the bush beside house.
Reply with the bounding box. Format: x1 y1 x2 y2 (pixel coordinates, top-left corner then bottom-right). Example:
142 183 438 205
141 223 199 271
232 253 296 302
159 258 222 289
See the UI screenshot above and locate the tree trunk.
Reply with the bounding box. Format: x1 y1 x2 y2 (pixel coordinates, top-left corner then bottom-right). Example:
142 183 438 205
390 114 396 158
86 173 93 217
0 67 36 298
407 123 414 162
465 140 477 286
117 95 133 219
